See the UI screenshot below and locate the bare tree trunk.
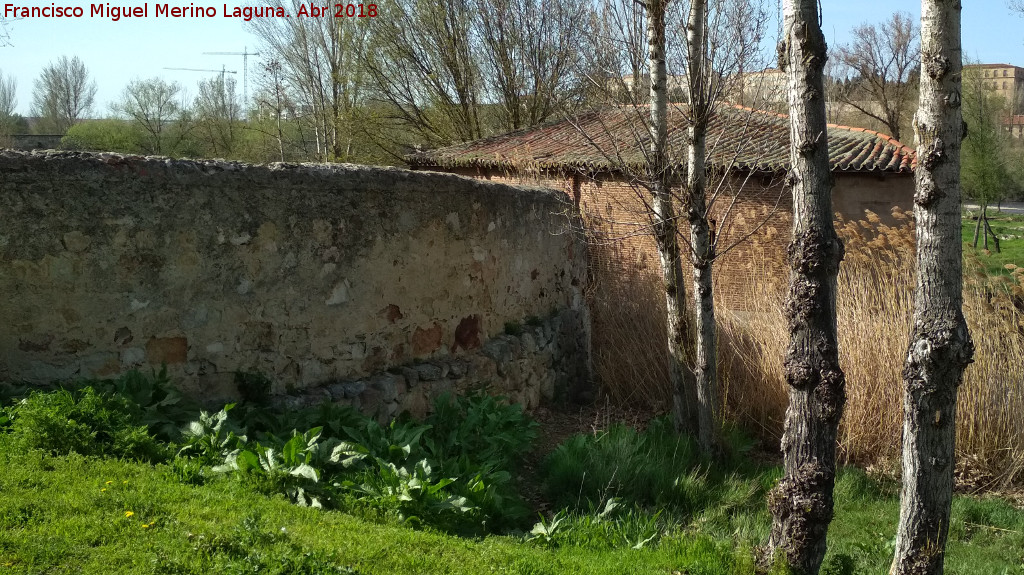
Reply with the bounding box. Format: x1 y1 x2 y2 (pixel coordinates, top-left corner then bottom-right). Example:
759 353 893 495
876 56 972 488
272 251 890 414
685 0 717 455
889 1 974 572
647 0 696 435
767 1 846 573
971 206 982 248
982 209 989 250
985 217 1000 253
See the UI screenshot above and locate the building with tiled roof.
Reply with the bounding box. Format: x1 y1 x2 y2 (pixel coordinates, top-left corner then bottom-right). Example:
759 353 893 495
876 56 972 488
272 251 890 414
409 104 915 396
1004 114 1024 139
408 104 915 174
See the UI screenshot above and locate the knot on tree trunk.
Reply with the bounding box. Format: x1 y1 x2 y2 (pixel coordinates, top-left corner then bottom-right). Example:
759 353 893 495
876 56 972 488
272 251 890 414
767 460 835 571
787 228 844 277
919 137 946 171
797 130 823 154
924 52 951 81
783 355 815 390
913 180 944 208
783 278 822 328
903 315 975 392
812 367 846 424
777 40 789 72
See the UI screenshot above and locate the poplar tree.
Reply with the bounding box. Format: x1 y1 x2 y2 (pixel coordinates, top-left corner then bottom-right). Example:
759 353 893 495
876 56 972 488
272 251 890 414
767 0 846 572
890 1 974 572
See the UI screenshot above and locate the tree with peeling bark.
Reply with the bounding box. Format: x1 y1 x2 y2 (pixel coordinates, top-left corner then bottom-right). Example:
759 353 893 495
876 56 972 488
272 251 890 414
767 0 847 573
644 0 696 439
889 1 974 573
576 0 773 450
683 0 717 455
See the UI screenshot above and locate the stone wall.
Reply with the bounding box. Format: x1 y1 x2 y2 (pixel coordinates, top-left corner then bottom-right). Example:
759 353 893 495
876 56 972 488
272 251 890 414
283 309 590 421
0 150 591 412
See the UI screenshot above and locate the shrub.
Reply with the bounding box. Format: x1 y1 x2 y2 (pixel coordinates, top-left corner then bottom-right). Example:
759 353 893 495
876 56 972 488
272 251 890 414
4 387 164 461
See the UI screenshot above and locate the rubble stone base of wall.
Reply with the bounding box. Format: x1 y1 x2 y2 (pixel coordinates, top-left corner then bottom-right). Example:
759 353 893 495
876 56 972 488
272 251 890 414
274 308 592 421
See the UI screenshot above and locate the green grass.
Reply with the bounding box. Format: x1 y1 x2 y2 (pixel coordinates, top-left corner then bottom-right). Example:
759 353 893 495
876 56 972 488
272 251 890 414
962 212 1024 277
0 450 762 574
3 450 1023 574
3 379 1024 574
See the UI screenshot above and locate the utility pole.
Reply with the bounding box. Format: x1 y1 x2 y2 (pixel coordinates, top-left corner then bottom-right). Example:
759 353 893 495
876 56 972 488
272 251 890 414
203 47 261 106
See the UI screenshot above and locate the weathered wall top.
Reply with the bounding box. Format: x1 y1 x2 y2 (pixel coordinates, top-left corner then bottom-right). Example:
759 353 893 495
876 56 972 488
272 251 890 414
0 149 587 401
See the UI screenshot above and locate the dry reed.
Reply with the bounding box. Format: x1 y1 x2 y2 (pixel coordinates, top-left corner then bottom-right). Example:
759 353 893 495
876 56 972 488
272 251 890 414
719 208 1024 488
586 239 674 409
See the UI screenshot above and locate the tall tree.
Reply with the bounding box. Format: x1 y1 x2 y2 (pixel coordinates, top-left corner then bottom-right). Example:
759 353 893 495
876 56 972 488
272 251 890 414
0 69 16 137
834 12 920 142
475 0 592 131
644 0 695 436
252 60 292 163
576 0 772 441
193 74 241 157
247 0 371 161
684 0 717 454
364 0 484 146
961 65 1013 251
113 77 183 155
31 56 97 133
767 0 846 573
890 1 974 572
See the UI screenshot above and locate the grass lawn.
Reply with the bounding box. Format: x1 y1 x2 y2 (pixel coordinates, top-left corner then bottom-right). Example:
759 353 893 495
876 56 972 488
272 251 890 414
2 375 1024 574
3 438 1024 574
962 211 1024 278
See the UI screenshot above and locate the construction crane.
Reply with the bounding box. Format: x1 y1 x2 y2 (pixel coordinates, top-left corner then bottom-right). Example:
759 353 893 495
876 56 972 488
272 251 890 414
164 66 238 85
203 48 261 105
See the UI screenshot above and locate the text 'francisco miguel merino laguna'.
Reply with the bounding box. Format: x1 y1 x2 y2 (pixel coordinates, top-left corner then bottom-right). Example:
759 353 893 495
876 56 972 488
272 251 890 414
3 3 378 21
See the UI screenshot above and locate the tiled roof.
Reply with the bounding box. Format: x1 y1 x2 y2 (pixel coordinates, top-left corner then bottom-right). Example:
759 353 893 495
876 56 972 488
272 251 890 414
407 104 916 174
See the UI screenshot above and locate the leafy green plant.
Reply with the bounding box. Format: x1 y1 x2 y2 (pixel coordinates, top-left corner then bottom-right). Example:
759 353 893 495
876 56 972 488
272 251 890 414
543 417 700 511
70 366 199 442
503 321 524 336
177 404 248 464
216 428 328 508
345 458 476 528
424 392 537 469
526 510 569 547
4 386 164 461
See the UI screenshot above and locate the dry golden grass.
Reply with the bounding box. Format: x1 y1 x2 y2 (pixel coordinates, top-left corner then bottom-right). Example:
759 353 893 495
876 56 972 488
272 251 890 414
586 240 674 410
720 208 1024 488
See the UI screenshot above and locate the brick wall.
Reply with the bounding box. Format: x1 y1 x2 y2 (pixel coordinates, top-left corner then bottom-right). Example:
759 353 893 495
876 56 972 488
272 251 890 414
431 164 914 403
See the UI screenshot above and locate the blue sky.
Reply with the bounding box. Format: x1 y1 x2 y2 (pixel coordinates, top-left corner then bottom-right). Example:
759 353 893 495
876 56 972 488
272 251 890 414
1 0 1021 116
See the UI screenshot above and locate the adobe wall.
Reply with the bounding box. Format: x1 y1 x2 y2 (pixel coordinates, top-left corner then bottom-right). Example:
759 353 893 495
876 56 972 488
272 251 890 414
0 150 591 415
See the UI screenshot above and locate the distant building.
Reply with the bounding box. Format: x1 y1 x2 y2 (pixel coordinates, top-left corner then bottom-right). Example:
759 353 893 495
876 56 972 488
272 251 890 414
964 63 1024 114
1003 115 1024 139
735 68 787 108
609 74 689 102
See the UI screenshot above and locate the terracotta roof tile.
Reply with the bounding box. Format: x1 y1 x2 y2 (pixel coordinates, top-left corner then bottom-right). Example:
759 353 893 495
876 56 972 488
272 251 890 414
407 104 916 174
